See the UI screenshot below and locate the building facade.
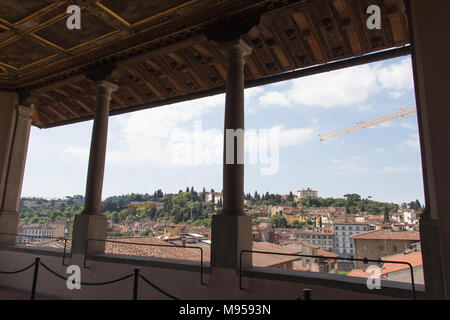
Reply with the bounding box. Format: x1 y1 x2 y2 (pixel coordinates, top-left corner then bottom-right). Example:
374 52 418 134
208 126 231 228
349 229 421 268
333 222 371 258
297 188 318 199
291 229 334 251
17 225 55 243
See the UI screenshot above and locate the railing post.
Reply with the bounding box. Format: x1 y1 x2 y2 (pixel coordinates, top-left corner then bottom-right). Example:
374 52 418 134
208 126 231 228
408 263 417 300
239 250 243 290
303 288 312 300
62 239 68 266
30 257 40 300
83 239 89 268
133 268 140 300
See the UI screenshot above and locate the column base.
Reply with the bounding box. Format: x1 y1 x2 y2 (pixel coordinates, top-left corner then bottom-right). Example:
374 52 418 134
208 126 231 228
419 214 446 299
0 211 19 245
211 214 252 269
71 214 107 255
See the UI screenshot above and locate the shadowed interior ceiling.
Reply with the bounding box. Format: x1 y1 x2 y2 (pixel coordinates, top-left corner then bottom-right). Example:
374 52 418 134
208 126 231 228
0 0 410 128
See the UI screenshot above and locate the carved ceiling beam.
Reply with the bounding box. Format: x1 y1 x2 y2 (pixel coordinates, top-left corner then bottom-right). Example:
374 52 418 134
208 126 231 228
59 101 80 117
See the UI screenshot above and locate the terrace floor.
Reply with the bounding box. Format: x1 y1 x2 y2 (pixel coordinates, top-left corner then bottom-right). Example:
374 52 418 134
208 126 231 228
0 285 57 300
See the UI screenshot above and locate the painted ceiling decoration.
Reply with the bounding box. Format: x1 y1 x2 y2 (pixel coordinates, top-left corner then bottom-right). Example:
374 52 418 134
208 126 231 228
0 0 409 128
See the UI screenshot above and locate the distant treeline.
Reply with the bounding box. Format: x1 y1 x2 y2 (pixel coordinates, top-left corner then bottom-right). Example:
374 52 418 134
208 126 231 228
19 189 422 227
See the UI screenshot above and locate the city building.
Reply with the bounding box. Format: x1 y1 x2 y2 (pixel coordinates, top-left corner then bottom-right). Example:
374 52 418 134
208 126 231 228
17 225 55 243
252 222 271 242
128 201 163 210
297 188 318 199
333 222 371 258
22 200 43 209
285 240 339 273
348 248 424 285
403 211 418 224
250 205 270 217
349 229 421 268
205 192 223 205
291 229 334 251
269 204 298 216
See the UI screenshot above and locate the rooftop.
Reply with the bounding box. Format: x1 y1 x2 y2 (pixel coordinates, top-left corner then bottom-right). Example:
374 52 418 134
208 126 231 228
348 250 423 278
348 229 420 241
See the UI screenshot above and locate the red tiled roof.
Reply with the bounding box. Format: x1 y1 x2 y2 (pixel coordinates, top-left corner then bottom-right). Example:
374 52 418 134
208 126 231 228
29 237 309 268
316 248 340 258
348 250 423 278
348 229 420 241
292 265 309 272
104 237 209 263
252 242 301 267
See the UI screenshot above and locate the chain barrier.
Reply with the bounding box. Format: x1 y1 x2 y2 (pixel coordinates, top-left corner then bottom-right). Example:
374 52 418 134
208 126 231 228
239 249 417 300
0 257 181 300
0 261 36 274
86 238 205 285
39 261 133 286
0 232 69 266
139 273 180 300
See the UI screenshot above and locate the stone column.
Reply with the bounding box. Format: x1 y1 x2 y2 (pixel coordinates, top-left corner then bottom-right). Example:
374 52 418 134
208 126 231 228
0 92 32 245
211 39 253 269
410 0 450 299
71 80 118 254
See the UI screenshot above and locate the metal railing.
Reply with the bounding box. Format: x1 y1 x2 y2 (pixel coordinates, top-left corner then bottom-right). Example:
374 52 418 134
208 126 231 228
239 249 417 300
85 238 206 285
0 256 180 300
0 232 70 266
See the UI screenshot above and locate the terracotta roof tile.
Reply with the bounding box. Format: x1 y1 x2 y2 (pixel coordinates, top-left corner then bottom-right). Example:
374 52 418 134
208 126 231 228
252 242 301 267
348 229 420 241
316 248 340 258
104 237 210 263
29 237 310 268
348 251 423 278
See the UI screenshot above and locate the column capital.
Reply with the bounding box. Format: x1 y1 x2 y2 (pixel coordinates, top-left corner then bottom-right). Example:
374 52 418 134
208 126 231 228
95 80 119 96
218 38 252 57
16 105 33 120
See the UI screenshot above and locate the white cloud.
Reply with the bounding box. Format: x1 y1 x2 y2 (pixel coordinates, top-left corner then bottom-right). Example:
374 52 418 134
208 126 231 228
64 92 315 168
287 64 379 108
377 58 414 98
327 157 368 175
259 91 291 107
244 58 415 111
356 104 373 112
65 95 225 167
65 146 89 158
245 87 264 114
379 166 421 174
278 127 315 147
401 133 420 151
400 122 417 129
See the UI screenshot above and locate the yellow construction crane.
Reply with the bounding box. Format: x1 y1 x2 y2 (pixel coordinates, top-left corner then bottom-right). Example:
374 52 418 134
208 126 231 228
319 103 417 141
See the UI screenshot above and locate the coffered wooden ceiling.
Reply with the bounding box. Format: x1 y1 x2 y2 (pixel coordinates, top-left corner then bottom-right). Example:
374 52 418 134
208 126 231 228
0 0 410 128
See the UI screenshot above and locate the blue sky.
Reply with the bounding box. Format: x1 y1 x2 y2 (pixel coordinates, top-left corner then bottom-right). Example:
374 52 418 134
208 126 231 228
21 55 424 205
